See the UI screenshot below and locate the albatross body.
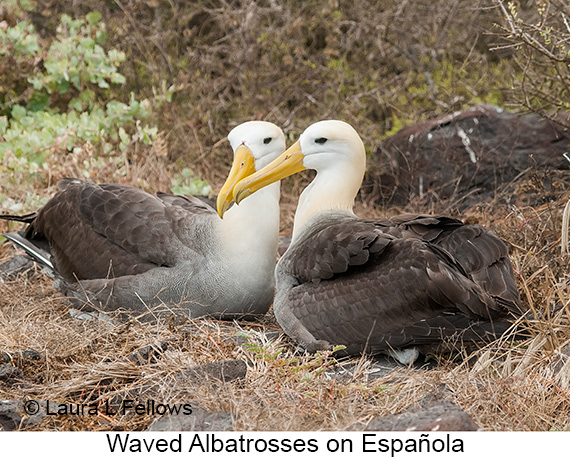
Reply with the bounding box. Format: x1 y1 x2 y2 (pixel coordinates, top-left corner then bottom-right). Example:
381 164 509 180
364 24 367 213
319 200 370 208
226 120 523 357
1 121 284 320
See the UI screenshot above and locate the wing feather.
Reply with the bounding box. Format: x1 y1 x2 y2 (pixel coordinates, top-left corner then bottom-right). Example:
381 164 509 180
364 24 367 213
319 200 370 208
277 214 522 355
24 179 211 281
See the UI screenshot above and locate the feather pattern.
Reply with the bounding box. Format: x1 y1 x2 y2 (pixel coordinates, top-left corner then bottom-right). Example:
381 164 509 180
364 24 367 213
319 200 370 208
23 179 210 281
278 212 522 355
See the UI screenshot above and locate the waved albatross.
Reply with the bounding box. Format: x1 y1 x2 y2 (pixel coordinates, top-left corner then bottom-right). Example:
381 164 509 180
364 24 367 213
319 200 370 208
223 120 524 359
1 121 284 320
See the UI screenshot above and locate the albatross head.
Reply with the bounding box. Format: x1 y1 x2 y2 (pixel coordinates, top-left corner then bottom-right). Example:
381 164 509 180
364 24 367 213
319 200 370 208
217 121 286 217
231 120 366 236
291 119 366 175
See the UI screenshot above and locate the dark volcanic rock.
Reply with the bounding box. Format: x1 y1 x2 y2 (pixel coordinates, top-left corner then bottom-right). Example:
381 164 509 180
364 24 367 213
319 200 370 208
1 349 42 364
124 342 168 365
349 385 479 431
148 406 233 431
363 399 478 431
105 359 247 412
364 104 570 209
0 400 47 430
20 349 42 361
0 365 25 384
350 399 478 431
0 254 36 279
0 349 42 363
0 401 23 431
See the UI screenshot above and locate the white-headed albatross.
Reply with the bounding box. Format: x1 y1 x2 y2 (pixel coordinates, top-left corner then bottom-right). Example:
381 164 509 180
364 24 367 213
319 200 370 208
222 120 524 360
1 121 284 320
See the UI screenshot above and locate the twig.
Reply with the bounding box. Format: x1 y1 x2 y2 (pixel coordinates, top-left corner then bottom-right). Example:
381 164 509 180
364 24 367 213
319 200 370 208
561 198 570 254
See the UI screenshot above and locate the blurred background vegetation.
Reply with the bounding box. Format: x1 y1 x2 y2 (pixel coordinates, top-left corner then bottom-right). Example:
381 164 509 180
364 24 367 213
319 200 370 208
0 0 568 213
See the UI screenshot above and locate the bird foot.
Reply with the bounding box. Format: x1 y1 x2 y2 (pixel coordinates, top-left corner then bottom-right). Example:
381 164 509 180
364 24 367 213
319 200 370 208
52 278 100 311
386 347 420 365
304 339 333 353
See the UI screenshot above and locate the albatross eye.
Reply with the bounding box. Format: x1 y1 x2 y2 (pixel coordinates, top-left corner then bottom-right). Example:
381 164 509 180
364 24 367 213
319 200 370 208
315 137 328 144
263 137 272 144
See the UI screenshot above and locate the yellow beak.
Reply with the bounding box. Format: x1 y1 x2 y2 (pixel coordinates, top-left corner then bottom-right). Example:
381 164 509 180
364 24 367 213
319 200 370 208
233 140 306 205
216 145 257 218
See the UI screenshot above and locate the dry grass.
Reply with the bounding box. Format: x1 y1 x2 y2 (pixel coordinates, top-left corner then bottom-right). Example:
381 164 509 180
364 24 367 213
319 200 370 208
2 176 570 431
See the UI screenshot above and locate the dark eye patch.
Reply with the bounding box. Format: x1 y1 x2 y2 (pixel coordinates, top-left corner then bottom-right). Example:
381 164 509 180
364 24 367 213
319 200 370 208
315 137 328 144
263 137 272 144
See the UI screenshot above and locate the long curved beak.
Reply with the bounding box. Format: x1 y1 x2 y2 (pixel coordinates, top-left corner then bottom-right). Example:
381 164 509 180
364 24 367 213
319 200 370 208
233 140 306 205
217 145 256 218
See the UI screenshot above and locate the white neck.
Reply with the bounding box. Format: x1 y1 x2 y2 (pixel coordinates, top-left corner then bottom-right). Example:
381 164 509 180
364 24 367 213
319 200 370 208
219 182 281 261
292 164 363 241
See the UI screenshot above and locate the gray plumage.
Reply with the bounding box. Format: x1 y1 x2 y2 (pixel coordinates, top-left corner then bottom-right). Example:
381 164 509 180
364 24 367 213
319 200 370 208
275 212 522 355
1 179 270 319
1 121 285 320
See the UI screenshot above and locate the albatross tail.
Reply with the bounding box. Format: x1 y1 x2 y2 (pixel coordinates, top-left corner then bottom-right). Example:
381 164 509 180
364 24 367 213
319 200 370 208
0 212 37 224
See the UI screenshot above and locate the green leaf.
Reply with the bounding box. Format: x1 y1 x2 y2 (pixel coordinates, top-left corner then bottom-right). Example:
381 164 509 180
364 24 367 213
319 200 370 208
19 0 35 11
80 88 96 106
111 73 126 85
26 91 50 112
86 11 102 26
95 29 107 45
69 97 83 112
11 104 26 121
80 37 95 50
0 116 7 135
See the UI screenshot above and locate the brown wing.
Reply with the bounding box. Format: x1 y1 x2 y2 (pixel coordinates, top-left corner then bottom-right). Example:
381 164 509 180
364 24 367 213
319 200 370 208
377 213 464 242
25 179 211 282
279 215 521 355
373 213 522 314
288 218 392 284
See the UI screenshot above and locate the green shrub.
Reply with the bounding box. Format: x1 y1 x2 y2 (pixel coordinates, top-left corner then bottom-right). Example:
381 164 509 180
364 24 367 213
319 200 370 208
0 13 210 211
0 11 208 212
0 13 146 205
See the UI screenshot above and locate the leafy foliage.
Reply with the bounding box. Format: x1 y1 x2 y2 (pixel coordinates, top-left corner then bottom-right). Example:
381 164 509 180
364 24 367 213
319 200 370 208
0 11 209 212
170 167 212 197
